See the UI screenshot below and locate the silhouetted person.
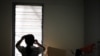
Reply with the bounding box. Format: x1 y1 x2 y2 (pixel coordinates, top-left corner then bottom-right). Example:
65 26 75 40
16 34 45 56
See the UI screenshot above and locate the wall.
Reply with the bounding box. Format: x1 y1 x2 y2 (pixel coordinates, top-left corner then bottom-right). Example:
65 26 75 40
0 0 84 56
84 0 100 56
85 0 100 44
0 0 12 56
43 1 84 56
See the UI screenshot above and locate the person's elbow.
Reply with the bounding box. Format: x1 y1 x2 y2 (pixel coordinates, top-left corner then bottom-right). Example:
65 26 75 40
16 43 19 48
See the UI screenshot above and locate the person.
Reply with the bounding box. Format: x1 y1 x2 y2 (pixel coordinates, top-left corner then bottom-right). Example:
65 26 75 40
16 34 45 56
75 43 96 56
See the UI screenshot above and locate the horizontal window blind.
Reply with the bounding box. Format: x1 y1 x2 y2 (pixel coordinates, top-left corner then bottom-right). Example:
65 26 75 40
15 5 42 56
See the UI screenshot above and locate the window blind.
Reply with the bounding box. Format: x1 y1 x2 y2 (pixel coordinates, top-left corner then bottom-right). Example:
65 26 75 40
15 5 42 56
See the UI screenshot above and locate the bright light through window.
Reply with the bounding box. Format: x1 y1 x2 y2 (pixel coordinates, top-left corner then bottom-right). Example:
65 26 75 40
15 5 42 56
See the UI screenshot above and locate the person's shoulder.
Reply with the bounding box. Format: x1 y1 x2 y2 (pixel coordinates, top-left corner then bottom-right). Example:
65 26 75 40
16 46 25 52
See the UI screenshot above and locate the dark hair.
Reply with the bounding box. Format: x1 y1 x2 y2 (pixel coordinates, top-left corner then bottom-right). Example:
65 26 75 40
23 34 35 46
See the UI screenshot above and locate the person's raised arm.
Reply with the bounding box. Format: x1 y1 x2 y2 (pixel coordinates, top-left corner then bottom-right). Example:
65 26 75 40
16 37 24 47
35 40 45 51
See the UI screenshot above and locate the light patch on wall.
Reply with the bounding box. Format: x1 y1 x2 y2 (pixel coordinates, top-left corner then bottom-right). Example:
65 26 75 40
15 5 42 56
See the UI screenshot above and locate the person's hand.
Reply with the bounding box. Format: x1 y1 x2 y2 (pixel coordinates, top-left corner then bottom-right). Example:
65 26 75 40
34 40 39 44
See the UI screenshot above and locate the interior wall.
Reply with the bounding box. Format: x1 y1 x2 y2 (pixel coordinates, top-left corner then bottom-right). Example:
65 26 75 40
84 0 100 56
0 0 12 56
43 1 84 56
0 0 84 56
84 0 100 45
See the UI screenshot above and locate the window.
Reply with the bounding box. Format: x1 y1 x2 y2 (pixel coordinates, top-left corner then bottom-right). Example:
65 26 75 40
15 4 43 56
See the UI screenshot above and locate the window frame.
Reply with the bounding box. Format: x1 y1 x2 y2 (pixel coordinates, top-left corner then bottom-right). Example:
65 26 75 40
12 2 44 56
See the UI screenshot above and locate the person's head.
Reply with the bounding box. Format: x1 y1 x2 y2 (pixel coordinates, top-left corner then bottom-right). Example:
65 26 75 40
22 34 35 46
